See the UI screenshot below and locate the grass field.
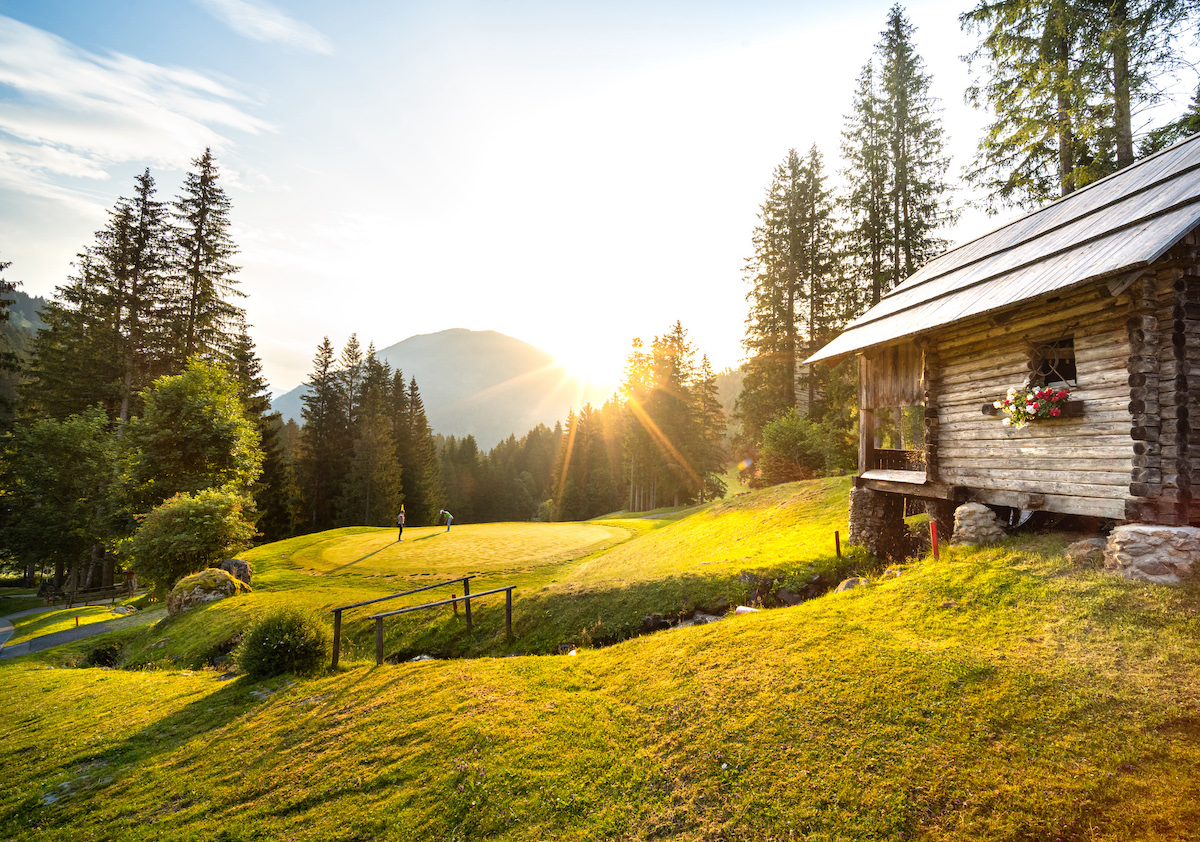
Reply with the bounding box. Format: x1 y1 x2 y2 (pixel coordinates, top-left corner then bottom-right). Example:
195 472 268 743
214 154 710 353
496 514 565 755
1 479 1198 840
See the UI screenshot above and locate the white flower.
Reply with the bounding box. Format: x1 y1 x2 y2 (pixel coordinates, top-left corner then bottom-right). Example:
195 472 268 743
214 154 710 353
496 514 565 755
1002 417 1012 426
993 400 1003 408
1025 406 1036 415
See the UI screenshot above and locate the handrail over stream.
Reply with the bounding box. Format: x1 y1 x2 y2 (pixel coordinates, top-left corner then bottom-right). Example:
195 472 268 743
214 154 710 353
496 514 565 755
367 586 515 666
328 575 476 668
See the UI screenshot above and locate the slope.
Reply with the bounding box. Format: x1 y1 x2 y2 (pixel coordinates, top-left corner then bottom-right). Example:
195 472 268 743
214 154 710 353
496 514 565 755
1 481 1198 840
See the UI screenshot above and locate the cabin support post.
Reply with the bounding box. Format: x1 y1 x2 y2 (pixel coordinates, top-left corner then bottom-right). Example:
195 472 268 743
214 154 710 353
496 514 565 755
922 339 940 482
848 487 910 561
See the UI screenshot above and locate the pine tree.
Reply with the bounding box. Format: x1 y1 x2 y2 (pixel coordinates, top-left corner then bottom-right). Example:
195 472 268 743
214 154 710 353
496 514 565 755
842 62 890 307
692 356 728 503
230 327 298 540
961 0 1191 207
400 377 445 525
297 337 349 531
338 350 401 526
169 149 243 366
877 5 954 279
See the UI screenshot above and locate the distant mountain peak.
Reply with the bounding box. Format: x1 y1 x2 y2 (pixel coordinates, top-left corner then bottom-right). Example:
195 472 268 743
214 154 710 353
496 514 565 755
272 328 609 448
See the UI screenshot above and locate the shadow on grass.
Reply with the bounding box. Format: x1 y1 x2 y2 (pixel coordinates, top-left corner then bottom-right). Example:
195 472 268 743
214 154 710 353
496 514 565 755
328 543 395 574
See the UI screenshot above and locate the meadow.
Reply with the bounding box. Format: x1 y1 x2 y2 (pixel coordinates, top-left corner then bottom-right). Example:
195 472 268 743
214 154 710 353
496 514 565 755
1 477 1198 841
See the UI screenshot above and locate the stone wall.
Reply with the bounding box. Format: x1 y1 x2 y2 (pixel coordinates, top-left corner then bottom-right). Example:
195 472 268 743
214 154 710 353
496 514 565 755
1105 524 1200 584
848 487 912 561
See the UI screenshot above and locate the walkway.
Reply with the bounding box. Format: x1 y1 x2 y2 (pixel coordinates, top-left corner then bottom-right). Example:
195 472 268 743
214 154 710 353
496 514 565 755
0 602 166 660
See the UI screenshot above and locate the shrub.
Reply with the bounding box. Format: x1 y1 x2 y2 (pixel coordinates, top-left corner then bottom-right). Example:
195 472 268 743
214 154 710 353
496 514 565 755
86 641 122 667
755 408 853 486
237 607 330 679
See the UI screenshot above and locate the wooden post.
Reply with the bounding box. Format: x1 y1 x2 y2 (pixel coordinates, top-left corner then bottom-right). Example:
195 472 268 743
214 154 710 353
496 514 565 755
331 608 342 669
835 530 841 559
463 577 472 629
451 593 458 616
931 521 940 559
505 588 512 639
375 617 384 666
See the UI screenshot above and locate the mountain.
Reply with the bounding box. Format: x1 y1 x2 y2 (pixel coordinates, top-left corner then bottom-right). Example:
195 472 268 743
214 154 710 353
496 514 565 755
271 329 613 448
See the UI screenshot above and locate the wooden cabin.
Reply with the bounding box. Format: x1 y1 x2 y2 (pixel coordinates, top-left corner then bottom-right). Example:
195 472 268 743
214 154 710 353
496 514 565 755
806 133 1200 542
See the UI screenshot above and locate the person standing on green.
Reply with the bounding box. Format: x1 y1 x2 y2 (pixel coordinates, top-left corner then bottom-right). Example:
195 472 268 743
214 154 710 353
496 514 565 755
439 509 453 532
396 509 405 542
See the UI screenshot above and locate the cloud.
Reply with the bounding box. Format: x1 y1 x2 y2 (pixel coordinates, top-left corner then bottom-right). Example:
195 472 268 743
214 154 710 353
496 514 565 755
0 15 272 199
195 0 333 54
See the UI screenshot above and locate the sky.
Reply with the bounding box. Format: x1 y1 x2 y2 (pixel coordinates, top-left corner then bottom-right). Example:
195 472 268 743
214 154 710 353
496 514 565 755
1 0 1197 399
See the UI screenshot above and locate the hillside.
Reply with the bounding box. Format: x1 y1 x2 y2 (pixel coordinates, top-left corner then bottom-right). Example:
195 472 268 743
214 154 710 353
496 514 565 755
2 480 1199 840
272 328 613 448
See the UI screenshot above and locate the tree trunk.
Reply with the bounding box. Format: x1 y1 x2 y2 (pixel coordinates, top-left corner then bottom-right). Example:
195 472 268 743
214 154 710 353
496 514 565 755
1111 0 1133 168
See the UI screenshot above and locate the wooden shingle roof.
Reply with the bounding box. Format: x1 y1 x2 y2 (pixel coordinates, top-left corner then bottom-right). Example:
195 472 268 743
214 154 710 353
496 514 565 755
806 133 1200 364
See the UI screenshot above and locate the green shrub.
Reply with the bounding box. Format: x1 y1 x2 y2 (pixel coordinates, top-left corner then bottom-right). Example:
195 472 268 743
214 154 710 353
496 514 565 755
236 606 330 679
755 408 853 486
86 641 122 667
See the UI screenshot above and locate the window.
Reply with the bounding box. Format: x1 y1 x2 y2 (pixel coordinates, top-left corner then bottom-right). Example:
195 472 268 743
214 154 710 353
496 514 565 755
1029 336 1076 388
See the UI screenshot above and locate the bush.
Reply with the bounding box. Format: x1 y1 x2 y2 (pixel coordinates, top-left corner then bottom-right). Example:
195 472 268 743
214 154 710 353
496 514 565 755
86 641 123 667
755 408 854 486
236 607 330 679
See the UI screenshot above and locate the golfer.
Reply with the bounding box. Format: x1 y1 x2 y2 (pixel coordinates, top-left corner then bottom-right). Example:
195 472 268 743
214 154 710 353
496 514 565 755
396 509 405 541
440 509 453 532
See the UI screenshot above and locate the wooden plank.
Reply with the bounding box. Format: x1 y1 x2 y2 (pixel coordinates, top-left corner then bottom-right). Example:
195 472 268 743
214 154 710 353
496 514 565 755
938 470 1130 496
860 469 927 483
963 487 1128 519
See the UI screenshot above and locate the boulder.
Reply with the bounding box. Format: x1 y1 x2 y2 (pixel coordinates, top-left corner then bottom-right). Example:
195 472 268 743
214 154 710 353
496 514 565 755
167 568 252 617
1065 537 1107 568
1105 525 1200 585
835 577 867 592
218 557 253 585
951 503 1006 546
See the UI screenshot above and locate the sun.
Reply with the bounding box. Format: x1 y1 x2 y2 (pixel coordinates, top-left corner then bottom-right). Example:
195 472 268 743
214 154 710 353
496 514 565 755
553 345 624 390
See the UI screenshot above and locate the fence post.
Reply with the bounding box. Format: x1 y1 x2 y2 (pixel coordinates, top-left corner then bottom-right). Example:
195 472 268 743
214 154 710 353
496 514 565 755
835 530 842 559
931 521 940 560
505 588 512 639
463 578 472 629
375 617 384 666
331 609 342 669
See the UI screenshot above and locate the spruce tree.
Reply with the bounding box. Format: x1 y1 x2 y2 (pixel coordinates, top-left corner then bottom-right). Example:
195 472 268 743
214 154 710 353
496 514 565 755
400 377 445 525
297 337 348 531
169 149 243 365
338 350 401 526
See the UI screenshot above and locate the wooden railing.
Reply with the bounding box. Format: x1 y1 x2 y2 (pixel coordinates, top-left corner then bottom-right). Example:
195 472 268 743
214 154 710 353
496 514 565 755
870 448 925 472
329 575 515 667
368 586 515 666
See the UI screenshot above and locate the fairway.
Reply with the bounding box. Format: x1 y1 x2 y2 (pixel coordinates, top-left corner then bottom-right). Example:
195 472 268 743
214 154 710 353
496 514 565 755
273 522 632 580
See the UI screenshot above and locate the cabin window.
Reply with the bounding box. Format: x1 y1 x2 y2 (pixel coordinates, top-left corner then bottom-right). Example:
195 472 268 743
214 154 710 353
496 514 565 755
1029 336 1076 388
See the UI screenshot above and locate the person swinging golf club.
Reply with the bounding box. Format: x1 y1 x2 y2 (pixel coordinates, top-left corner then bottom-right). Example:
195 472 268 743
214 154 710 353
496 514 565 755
439 509 453 532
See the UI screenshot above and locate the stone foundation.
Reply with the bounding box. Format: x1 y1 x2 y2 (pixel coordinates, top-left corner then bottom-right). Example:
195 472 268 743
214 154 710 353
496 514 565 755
848 487 912 561
951 503 1006 546
1104 524 1200 585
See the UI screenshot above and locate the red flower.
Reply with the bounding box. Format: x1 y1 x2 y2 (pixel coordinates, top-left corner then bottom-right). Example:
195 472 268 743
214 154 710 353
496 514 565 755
1030 402 1039 411
1050 407 1061 417
1056 390 1067 399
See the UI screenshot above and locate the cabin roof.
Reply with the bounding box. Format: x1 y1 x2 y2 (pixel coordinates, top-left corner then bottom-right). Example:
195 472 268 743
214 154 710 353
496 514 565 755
806 133 1200 364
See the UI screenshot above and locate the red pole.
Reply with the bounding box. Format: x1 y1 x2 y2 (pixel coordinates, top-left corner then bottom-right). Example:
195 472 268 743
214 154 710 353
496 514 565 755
835 530 842 559
75 615 79 628
931 521 940 559
452 593 458 616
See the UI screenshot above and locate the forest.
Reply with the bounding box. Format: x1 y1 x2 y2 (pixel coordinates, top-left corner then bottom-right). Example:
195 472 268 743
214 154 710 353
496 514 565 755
2 1 1200 596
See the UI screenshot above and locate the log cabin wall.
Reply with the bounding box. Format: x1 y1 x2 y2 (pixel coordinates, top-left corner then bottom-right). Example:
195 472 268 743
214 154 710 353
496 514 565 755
933 281 1133 519
1125 233 1199 525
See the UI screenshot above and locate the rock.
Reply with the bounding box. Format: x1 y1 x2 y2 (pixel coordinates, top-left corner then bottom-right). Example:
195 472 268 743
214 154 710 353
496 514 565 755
1105 525 1200 585
733 605 759 614
882 566 906 579
1065 537 1107 568
835 577 867 592
407 654 434 662
166 568 252 617
675 612 723 628
775 587 805 606
848 487 915 561
951 503 1006 546
218 558 253 586
640 614 672 633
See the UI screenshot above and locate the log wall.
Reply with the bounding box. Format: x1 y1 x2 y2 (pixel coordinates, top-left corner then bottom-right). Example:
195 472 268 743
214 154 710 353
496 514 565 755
933 282 1133 519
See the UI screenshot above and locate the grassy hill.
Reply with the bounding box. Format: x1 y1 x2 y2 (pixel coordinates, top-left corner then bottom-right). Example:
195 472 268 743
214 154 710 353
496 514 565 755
2 478 1199 840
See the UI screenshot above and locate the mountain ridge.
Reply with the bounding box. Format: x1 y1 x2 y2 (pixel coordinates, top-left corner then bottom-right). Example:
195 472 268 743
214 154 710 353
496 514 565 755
271 328 613 448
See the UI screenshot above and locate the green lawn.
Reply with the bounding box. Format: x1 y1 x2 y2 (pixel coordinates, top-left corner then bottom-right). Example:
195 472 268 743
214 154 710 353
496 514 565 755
5 605 125 646
1 480 1198 840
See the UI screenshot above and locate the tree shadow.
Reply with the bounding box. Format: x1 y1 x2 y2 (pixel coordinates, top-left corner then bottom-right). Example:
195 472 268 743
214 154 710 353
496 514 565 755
328 543 394 574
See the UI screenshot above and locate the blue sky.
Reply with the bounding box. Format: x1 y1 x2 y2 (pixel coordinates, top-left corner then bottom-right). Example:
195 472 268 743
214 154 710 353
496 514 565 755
1 1 1196 397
